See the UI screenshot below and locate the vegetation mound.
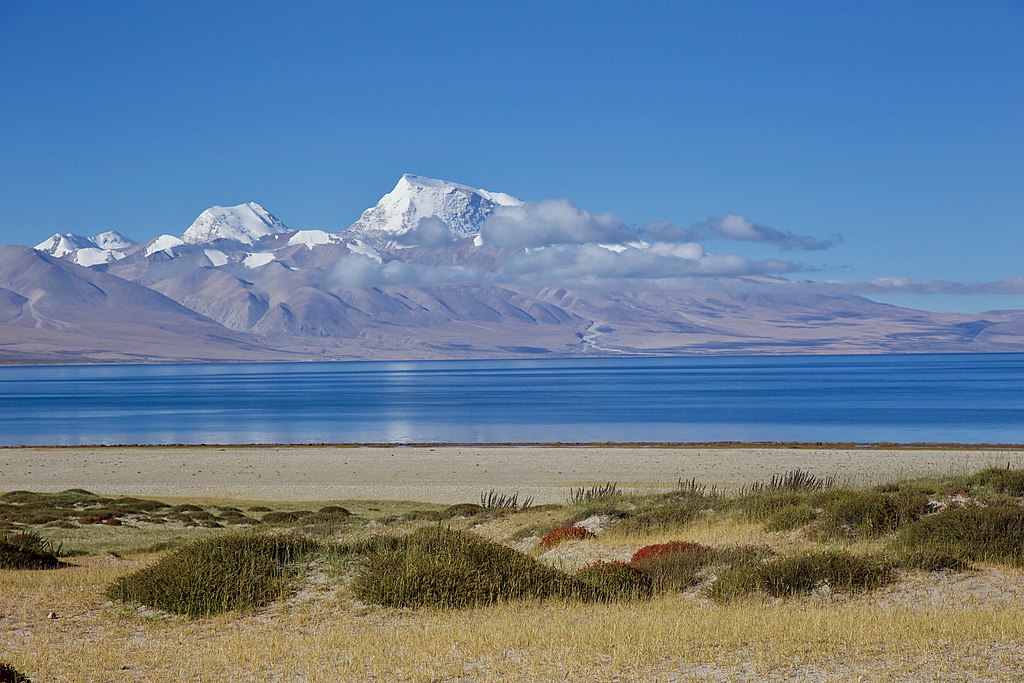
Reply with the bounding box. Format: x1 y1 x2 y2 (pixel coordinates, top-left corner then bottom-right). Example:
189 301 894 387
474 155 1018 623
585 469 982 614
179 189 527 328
0 531 63 570
352 527 604 608
896 505 1024 566
709 550 892 601
965 467 1024 497
317 505 351 516
540 524 596 549
629 541 715 590
819 490 930 537
0 662 31 683
612 497 705 535
107 533 318 617
576 560 654 599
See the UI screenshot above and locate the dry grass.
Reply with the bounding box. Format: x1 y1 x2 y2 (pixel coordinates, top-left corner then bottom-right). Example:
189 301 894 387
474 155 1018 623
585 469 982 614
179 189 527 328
4 556 1024 682
7 466 1024 681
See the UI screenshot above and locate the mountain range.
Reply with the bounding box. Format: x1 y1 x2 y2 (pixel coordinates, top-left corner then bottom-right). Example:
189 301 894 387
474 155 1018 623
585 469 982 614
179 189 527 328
2 173 1022 364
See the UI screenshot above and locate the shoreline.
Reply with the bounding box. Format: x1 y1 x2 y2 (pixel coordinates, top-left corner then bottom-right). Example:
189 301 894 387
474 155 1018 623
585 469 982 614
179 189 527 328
1 349 1021 369
3 445 1023 504
3 441 1024 450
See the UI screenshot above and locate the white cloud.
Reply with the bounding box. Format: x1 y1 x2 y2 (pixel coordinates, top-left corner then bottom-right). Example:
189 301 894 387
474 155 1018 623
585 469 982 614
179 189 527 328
703 213 843 251
394 217 459 247
813 276 1024 295
332 253 491 287
503 243 799 281
330 198 836 288
480 199 636 248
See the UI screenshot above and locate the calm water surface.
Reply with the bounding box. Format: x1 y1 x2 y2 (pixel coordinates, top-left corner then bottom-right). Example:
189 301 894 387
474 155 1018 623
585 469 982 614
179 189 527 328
0 354 1021 446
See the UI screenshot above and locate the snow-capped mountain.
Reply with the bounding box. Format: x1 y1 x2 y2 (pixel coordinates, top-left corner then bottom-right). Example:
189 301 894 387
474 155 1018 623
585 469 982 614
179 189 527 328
181 202 289 245
91 231 135 250
9 172 1023 365
347 174 522 245
35 230 136 266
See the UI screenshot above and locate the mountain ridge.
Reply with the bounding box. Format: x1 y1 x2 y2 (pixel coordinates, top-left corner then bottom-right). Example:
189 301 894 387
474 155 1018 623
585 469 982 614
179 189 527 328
3 174 1022 364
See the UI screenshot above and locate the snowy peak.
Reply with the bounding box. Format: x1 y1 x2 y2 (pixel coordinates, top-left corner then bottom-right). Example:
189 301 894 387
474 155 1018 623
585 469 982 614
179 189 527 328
287 229 343 249
347 174 522 245
92 230 135 250
181 202 289 245
35 233 96 258
144 234 185 258
35 231 136 265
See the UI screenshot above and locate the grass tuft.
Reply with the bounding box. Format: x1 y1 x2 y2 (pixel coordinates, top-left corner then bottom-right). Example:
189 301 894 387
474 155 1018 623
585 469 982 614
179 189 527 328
612 497 705 536
629 541 714 590
107 532 319 617
567 483 619 505
352 527 606 608
479 490 534 511
259 511 314 524
0 530 63 570
894 505 1024 566
819 490 931 538
441 503 485 518
575 560 654 599
965 467 1024 497
317 505 352 516
0 662 31 683
709 549 892 601
743 469 835 494
764 503 817 531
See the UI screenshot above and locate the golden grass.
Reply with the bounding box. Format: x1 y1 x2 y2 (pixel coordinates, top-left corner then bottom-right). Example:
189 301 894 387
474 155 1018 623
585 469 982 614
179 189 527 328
7 472 1024 681
5 555 1024 682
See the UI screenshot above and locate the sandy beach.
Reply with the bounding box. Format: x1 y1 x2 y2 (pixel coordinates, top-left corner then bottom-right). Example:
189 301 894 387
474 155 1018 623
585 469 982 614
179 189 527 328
3 445 1023 503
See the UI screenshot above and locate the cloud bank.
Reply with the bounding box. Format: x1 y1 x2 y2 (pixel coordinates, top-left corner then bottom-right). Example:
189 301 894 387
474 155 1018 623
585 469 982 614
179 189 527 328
481 199 636 248
815 276 1024 296
332 253 491 287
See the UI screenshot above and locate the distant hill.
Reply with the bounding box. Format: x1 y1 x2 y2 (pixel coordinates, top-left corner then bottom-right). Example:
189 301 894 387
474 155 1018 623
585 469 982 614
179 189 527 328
2 175 1021 364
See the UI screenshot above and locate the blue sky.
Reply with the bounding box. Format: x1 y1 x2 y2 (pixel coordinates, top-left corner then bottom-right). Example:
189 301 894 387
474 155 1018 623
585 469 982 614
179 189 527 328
1 0 1021 312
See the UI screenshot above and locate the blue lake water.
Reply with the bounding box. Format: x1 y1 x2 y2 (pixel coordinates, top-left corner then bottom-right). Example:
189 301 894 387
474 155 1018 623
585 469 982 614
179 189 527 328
0 354 1021 446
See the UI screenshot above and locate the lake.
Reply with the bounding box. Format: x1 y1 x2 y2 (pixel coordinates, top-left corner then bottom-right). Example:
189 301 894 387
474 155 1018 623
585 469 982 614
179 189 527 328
0 354 1021 446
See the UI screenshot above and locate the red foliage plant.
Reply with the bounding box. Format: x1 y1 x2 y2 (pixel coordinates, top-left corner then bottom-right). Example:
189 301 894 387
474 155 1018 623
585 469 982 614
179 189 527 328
629 540 710 564
540 524 596 549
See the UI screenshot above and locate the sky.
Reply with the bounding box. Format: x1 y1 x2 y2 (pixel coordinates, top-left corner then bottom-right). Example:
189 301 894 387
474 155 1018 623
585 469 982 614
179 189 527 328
0 0 1021 312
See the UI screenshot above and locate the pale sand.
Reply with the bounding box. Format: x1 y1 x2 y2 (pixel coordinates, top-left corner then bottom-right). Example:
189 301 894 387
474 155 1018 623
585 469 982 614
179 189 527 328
3 446 1024 504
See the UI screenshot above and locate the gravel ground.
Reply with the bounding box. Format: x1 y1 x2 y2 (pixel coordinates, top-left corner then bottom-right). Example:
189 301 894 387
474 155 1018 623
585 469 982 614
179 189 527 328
2 445 1023 504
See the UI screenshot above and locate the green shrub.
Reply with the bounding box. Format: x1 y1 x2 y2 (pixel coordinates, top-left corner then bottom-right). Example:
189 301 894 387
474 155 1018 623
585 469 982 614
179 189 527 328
441 503 484 518
965 467 1024 497
612 498 704 535
708 550 892 601
317 505 352 516
895 546 971 572
575 561 653 599
737 490 823 523
895 505 1024 566
819 490 930 537
0 661 31 682
629 541 714 590
0 530 63 570
260 511 314 524
352 527 605 609
712 544 776 566
764 503 817 532
107 533 318 617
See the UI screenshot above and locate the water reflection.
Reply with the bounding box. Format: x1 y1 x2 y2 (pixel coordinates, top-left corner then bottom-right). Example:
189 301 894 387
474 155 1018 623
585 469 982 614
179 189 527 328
0 354 1021 446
